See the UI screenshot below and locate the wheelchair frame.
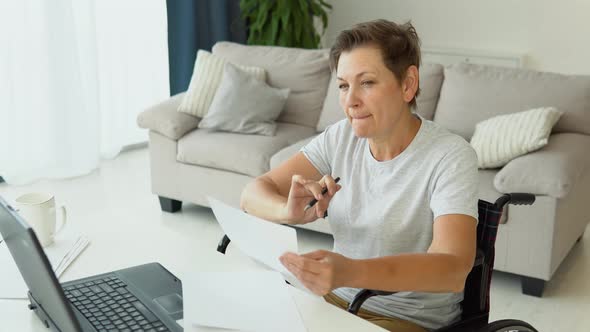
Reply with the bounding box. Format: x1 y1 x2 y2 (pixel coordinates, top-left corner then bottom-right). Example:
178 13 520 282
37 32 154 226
216 193 539 332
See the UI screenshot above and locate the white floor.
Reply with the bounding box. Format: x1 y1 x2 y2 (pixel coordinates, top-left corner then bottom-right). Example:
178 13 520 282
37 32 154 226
1 147 588 332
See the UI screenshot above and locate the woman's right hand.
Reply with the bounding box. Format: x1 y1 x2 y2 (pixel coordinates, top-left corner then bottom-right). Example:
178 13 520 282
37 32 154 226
282 174 341 225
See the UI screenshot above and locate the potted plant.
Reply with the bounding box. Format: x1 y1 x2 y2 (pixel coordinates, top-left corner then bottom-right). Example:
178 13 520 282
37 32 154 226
240 0 332 49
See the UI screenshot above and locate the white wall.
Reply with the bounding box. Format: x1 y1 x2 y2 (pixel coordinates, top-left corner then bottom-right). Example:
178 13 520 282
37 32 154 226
323 0 590 75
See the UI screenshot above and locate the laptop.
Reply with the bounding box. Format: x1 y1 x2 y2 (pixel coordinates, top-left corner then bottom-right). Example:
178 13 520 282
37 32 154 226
0 196 183 332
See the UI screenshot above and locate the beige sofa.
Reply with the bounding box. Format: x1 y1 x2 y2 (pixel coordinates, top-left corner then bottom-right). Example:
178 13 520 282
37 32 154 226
138 42 590 297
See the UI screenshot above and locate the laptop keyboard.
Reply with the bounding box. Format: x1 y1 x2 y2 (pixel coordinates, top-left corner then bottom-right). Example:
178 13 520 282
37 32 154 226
63 276 169 332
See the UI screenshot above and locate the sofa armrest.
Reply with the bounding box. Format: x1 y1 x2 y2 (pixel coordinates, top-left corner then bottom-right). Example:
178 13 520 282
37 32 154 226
137 92 201 140
494 133 590 198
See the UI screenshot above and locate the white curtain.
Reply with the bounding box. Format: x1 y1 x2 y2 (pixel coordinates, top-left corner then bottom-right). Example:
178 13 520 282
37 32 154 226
0 0 169 185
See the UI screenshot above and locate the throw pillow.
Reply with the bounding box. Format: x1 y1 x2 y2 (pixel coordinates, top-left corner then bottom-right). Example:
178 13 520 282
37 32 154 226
197 62 290 136
177 50 266 118
470 107 563 168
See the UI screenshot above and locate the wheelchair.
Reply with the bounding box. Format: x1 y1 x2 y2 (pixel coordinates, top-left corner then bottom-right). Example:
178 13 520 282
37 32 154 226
216 193 539 332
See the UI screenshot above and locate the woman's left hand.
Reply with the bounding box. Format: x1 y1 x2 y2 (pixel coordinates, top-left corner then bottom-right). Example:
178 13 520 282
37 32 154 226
280 250 356 296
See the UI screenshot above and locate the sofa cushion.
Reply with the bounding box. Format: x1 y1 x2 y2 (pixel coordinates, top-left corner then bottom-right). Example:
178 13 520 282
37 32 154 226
177 122 317 177
471 107 563 168
315 72 341 132
494 133 590 198
416 63 445 121
137 92 201 140
270 136 317 169
198 62 289 136
433 63 590 140
212 42 330 128
315 63 444 132
177 50 266 118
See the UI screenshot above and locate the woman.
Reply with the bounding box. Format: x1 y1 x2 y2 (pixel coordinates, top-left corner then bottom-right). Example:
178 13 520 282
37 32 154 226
240 19 478 332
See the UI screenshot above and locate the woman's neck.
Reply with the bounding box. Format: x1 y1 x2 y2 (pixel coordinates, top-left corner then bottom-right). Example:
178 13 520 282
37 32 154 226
368 111 421 162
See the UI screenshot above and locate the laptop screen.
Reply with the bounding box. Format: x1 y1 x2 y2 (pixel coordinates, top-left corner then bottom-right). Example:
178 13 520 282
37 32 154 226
0 196 81 332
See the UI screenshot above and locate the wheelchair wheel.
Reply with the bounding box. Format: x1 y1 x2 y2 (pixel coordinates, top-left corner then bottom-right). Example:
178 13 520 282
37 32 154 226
482 319 538 332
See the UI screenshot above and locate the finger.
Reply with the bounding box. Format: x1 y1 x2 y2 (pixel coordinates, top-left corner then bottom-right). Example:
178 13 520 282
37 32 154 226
291 175 323 200
303 181 326 200
314 203 323 218
301 205 320 223
291 174 312 189
300 250 332 260
297 275 324 295
282 261 300 278
315 185 341 217
301 250 330 260
283 261 315 288
315 193 332 217
297 272 325 292
281 251 298 260
281 252 323 274
281 255 305 276
282 258 332 295
322 175 339 196
281 253 307 274
297 274 330 296
284 262 327 293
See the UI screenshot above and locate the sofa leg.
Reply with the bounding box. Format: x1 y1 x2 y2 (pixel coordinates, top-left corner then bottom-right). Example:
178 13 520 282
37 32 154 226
521 276 545 297
158 196 182 213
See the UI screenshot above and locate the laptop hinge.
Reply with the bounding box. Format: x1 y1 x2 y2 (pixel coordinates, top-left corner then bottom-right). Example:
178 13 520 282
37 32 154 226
28 291 68 332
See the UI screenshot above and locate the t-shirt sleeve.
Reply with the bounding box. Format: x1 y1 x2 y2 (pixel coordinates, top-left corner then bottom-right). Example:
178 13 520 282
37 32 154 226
300 123 339 176
430 142 479 221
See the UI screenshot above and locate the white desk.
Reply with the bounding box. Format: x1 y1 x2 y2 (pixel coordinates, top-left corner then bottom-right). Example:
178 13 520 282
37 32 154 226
0 204 384 332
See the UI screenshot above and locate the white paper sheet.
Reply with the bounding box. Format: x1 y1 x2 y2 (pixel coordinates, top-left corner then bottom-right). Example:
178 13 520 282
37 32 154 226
53 235 90 277
207 197 305 289
184 270 307 332
0 231 90 299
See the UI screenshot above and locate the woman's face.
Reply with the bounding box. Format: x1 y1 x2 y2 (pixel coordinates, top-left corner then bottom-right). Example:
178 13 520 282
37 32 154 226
336 45 415 139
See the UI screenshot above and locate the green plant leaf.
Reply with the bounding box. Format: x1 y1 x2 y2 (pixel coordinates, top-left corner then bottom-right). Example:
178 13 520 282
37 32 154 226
260 18 274 45
256 1 270 31
310 1 321 15
301 22 313 48
298 0 309 13
277 0 290 30
270 15 280 45
318 0 332 10
240 0 259 16
292 6 303 44
239 0 329 48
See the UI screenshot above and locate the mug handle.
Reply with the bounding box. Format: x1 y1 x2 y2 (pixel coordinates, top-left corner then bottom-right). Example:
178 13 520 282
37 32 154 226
55 206 67 235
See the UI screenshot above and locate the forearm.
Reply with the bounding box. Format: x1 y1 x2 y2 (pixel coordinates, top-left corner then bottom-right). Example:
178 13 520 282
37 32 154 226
348 253 472 293
240 177 288 223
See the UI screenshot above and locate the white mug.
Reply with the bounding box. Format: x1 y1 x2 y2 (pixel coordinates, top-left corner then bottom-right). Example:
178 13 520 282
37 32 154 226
15 192 67 247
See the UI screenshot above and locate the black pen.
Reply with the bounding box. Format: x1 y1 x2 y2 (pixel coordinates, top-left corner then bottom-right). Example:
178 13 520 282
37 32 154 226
304 177 340 211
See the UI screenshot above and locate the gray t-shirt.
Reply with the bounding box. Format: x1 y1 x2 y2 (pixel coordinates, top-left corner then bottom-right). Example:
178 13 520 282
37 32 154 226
301 114 478 330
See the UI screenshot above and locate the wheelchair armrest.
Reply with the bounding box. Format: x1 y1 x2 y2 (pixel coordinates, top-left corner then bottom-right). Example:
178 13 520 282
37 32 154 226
347 249 485 316
494 193 535 209
347 289 396 314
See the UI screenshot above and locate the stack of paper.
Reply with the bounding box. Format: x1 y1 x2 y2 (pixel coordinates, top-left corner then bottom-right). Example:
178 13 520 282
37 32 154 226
185 271 307 332
180 197 316 331
0 232 90 299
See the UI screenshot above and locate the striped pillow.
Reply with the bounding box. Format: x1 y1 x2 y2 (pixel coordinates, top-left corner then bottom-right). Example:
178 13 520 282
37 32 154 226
177 50 266 118
470 107 563 168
